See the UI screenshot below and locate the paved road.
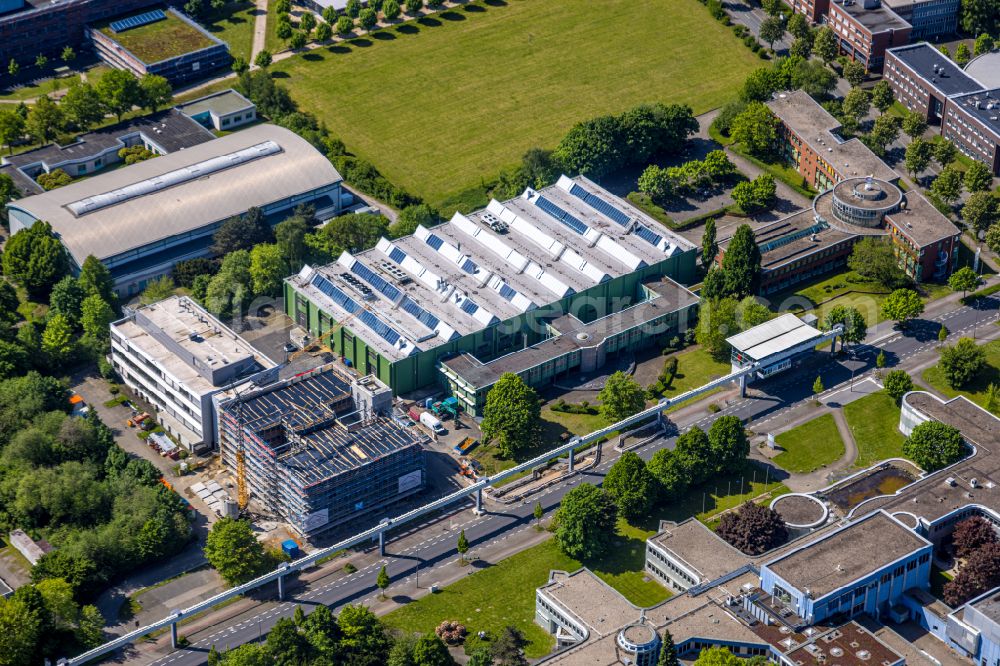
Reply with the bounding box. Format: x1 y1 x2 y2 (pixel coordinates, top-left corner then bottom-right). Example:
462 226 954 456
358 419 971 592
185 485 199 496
119 294 999 666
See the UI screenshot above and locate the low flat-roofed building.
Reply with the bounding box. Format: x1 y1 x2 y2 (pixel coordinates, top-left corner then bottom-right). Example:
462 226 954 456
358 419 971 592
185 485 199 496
176 89 257 132
110 295 278 451
760 511 932 625
0 108 215 195
726 313 826 381
8 529 52 566
216 365 426 536
827 0 912 71
286 174 697 403
9 123 343 298
645 519 749 592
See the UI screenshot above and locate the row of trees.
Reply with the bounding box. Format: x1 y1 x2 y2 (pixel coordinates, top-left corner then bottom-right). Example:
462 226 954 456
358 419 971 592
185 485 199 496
637 150 739 203
0 70 172 154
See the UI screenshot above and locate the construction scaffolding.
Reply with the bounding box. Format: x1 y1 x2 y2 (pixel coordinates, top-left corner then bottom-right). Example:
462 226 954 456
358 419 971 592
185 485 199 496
217 365 426 535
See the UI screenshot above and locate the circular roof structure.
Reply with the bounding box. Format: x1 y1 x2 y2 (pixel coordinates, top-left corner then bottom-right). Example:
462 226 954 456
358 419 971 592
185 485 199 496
770 493 828 528
831 177 903 212
618 623 659 652
966 52 1000 89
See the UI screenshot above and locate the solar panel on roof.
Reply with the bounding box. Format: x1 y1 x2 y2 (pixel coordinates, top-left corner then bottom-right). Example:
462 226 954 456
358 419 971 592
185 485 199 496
358 310 400 345
351 262 402 302
311 274 406 346
534 196 588 235
460 299 479 315
425 234 444 251
388 247 407 264
110 9 166 33
568 183 632 226
634 224 663 247
400 297 440 331
498 284 517 301
460 258 477 274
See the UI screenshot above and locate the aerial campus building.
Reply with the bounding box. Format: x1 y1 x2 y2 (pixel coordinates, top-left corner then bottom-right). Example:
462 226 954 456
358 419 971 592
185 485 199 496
8 124 344 298
215 365 427 536
535 392 1000 666
110 295 278 452
885 42 1000 175
284 175 699 414
718 90 960 293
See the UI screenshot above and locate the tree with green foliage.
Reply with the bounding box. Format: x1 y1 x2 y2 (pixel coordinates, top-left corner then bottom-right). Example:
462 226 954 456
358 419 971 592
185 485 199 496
730 101 778 157
842 87 871 127
376 565 390 599
697 297 739 357
847 237 908 289
0 108 25 154
721 224 761 298
961 0 999 36
139 276 175 305
490 626 528 666
338 604 392 665
555 483 618 560
231 56 249 75
843 59 866 87
903 420 963 471
814 26 838 63
468 647 494 666
383 0 401 20
3 221 69 299
955 42 972 66
787 12 810 39
940 337 987 388
79 255 115 305
139 74 172 113
204 518 270 586
49 276 85 328
932 165 964 206
405 0 423 13
359 7 378 31
825 305 867 346
659 630 679 666
904 138 933 179
964 192 999 233
80 294 115 347
299 11 317 34
249 243 287 296
254 50 272 69
880 289 924 328
902 111 927 140
876 350 887 369
965 161 994 193
213 207 273 255
336 15 354 34
813 375 824 396
694 646 744 666
96 69 142 121
389 203 438 238
315 20 332 41
988 223 1000 254
949 266 981 298
206 250 252 318
737 295 771 329
865 114 901 156
598 371 646 423
702 218 718 268
289 31 307 49
457 529 469 562
871 80 894 114
603 451 657 521
61 82 104 131
25 95 64 144
974 33 995 56
934 139 958 168
883 369 914 404
480 373 541 459
413 633 456 666
790 36 813 59
708 415 749 474
939 324 950 343
533 501 544 526
759 16 784 50
275 216 310 271
41 313 74 365
319 212 388 254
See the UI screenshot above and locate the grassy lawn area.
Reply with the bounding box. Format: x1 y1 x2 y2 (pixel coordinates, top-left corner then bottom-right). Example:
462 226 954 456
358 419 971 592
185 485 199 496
773 413 846 473
660 461 790 524
0 64 112 102
657 347 732 403
922 340 1000 414
96 11 216 63
270 0 760 208
201 0 257 62
730 144 816 199
843 391 908 467
265 0 287 54
384 520 669 658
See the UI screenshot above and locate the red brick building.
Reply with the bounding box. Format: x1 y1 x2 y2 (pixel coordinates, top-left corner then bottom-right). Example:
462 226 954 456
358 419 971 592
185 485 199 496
826 0 911 71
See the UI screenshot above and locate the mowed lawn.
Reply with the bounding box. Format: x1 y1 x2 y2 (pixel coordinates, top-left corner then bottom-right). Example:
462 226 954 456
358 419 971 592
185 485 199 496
923 340 1000 413
843 391 908 467
773 413 845 473
271 0 760 207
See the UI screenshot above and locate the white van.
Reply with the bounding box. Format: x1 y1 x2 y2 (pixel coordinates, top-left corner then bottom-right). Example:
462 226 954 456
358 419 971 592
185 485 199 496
420 411 446 435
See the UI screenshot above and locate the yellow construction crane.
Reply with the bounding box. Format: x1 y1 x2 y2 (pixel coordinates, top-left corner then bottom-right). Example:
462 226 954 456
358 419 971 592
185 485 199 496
232 311 358 511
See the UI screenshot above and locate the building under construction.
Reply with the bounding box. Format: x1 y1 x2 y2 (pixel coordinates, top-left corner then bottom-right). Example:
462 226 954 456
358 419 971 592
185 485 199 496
215 365 426 536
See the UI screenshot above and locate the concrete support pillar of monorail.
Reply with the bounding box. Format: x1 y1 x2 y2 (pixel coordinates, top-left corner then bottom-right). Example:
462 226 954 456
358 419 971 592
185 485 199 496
170 621 178 648
474 487 483 514
739 373 747 398
277 574 285 600
378 530 386 556
568 448 575 473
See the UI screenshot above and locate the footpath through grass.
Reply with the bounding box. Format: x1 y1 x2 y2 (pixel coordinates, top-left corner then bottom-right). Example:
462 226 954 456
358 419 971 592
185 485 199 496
922 340 1000 413
773 413 845 473
271 0 760 207
843 391 908 467
201 0 257 62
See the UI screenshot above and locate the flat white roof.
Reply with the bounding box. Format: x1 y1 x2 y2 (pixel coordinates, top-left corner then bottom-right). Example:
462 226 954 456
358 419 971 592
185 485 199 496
725 313 823 361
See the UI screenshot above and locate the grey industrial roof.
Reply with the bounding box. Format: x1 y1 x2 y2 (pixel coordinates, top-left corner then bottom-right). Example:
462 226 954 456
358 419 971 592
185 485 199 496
651 519 748 583
725 313 823 361
832 0 910 33
886 190 961 246
768 91 899 183
288 175 695 362
888 42 986 97
175 89 255 118
733 210 856 272
764 511 929 599
965 52 1000 89
948 88 1000 141
8 124 341 266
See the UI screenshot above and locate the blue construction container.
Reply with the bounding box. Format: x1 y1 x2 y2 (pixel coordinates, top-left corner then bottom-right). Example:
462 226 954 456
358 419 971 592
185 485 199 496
281 539 300 559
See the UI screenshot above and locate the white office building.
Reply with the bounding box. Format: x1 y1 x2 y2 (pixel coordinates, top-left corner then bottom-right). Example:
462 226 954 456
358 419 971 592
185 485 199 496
110 295 278 452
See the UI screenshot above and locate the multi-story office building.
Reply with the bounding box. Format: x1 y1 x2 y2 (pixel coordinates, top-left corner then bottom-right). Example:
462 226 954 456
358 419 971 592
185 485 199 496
826 0 911 71
885 42 1000 174
882 0 958 38
285 175 698 407
110 295 278 452
215 366 426 536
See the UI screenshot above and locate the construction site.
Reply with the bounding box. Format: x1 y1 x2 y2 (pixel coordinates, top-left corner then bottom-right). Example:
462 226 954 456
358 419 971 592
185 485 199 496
215 365 428 537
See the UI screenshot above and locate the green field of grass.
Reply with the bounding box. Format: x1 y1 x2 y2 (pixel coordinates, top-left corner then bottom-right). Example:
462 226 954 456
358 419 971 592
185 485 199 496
923 340 1000 413
202 0 257 62
773 413 846 473
843 391 908 467
270 0 760 208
